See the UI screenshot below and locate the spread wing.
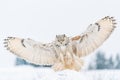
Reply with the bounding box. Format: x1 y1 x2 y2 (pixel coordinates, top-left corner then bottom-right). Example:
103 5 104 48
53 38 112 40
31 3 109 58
71 16 116 57
4 37 57 65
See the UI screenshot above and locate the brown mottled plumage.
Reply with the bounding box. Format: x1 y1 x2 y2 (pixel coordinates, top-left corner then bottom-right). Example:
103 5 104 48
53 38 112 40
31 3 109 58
4 16 116 71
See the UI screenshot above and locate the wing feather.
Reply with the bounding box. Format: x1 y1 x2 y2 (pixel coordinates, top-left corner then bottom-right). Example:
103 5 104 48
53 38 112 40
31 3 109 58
71 16 116 57
4 37 57 65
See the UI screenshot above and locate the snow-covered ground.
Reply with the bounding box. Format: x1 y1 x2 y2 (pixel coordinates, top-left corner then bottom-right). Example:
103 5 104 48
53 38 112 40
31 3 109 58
0 66 119 80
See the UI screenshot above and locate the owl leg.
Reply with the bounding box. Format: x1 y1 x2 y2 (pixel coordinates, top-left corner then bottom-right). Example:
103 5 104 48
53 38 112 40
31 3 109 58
64 56 84 71
52 59 84 71
52 62 65 71
73 58 84 71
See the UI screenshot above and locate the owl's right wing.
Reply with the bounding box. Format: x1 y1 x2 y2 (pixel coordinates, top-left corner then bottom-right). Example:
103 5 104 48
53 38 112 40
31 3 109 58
4 37 57 65
71 16 116 57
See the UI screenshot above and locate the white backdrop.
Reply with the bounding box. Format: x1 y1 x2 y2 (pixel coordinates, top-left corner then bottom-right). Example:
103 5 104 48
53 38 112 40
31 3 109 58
0 0 120 68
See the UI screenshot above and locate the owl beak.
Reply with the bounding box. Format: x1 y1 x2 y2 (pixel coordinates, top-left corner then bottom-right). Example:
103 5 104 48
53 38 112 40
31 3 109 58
60 41 62 44
61 46 66 51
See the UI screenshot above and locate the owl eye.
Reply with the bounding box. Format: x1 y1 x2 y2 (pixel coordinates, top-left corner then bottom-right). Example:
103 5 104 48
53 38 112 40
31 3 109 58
56 44 60 47
65 43 68 46
57 39 60 42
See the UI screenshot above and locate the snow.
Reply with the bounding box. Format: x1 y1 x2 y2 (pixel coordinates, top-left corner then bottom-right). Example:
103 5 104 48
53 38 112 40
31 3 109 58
0 0 120 68
0 66 120 80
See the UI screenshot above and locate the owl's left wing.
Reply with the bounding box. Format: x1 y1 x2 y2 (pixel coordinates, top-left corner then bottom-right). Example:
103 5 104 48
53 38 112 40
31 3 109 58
4 37 57 65
71 16 116 57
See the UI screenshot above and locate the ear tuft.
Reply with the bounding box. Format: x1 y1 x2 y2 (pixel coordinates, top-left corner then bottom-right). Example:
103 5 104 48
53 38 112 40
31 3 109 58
63 34 66 37
56 35 58 38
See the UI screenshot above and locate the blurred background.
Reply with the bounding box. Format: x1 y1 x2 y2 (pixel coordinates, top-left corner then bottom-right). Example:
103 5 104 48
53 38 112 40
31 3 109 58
0 0 120 80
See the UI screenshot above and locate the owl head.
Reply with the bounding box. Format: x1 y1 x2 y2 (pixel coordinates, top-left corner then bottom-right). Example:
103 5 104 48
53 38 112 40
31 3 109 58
55 34 69 47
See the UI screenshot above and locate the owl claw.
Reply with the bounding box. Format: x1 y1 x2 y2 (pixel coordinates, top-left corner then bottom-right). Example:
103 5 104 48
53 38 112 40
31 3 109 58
7 37 15 39
4 45 8 47
112 19 116 21
113 26 116 28
4 39 8 41
7 37 12 39
110 17 114 19
6 47 10 50
3 41 8 44
102 16 116 21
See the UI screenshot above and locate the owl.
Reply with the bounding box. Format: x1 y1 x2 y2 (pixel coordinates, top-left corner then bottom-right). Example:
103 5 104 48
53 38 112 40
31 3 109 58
4 16 116 71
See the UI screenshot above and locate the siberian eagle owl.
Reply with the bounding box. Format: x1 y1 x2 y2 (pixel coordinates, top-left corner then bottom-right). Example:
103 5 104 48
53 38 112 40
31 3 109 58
4 16 116 71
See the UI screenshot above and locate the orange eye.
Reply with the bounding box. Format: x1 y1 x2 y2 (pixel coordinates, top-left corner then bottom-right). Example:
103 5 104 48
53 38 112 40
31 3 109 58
65 43 68 46
56 44 60 47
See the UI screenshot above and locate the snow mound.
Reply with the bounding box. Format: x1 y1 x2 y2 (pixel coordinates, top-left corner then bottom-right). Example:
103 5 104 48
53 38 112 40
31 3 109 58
0 66 120 80
38 70 88 80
